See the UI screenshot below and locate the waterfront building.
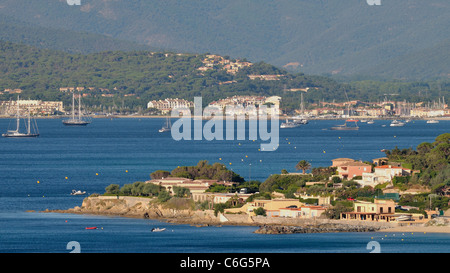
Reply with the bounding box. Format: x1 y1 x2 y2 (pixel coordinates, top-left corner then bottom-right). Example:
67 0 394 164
340 199 397 222
191 192 252 205
147 98 194 113
331 158 372 180
0 99 64 115
357 165 415 187
225 198 304 216
279 206 327 219
145 177 236 195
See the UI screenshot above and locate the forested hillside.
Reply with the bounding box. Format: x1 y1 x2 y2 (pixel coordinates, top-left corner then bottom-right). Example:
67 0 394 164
0 41 448 112
0 0 447 80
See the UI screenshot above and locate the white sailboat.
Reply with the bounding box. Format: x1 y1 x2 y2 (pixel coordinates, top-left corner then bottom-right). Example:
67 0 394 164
159 117 171 132
63 91 91 126
2 96 39 138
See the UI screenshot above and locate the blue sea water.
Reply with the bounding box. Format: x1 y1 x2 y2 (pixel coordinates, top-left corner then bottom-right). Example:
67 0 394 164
0 118 448 253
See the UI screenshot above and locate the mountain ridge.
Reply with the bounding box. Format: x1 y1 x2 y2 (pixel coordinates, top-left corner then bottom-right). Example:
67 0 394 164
0 0 448 80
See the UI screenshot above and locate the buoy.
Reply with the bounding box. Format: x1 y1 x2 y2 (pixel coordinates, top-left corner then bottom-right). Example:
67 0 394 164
96 173 99 176
245 155 248 158
126 170 128 173
37 181 40 184
65 177 68 180
219 158 222 160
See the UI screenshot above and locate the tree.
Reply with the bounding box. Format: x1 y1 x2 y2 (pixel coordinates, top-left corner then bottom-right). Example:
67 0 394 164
253 207 266 216
105 184 120 195
150 170 171 180
295 160 311 174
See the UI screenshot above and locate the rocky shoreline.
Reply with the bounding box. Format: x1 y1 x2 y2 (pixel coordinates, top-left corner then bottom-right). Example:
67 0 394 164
43 196 404 233
253 223 382 234
43 196 450 234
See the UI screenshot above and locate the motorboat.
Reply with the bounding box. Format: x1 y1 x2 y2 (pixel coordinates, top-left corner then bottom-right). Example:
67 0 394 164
280 119 301 128
85 227 98 230
396 215 413 221
151 228 166 232
330 119 359 130
390 120 405 127
71 190 86 195
427 120 439 124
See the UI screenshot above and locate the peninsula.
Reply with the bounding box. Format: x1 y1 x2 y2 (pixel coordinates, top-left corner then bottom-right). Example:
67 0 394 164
46 133 450 234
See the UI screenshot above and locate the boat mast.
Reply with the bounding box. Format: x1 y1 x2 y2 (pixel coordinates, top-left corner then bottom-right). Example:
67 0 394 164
16 96 20 132
78 92 82 121
27 108 31 135
72 91 75 121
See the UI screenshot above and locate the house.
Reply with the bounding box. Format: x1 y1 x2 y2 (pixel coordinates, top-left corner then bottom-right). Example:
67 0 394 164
224 198 304 216
279 206 327 219
340 199 397 222
332 158 372 180
191 192 252 205
357 165 414 187
146 177 235 195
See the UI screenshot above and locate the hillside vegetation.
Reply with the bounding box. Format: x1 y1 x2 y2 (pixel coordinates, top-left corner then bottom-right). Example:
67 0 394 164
0 0 448 80
0 41 448 112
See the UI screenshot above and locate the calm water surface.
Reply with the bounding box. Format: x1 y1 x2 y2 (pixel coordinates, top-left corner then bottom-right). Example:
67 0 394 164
0 118 448 253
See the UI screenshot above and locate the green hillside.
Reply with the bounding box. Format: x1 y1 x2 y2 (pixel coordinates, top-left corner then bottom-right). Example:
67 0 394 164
0 15 152 54
0 41 447 113
0 0 447 80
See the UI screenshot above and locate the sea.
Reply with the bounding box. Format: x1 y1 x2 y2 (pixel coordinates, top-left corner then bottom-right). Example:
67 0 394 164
0 118 449 254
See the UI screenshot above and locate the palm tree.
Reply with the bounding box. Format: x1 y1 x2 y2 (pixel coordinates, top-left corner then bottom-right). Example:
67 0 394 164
295 160 311 174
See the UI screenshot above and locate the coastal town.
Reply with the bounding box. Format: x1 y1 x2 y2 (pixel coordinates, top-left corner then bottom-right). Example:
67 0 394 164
1 91 448 120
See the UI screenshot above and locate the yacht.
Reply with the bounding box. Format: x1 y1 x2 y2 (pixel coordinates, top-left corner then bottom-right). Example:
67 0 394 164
390 120 405 127
63 91 91 126
2 96 39 138
280 119 301 128
330 119 359 130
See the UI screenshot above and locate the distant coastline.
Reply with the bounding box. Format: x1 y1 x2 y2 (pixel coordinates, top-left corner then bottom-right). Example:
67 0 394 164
2 115 449 121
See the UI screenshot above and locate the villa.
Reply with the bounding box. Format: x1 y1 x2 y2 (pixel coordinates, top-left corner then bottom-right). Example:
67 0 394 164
340 199 397 222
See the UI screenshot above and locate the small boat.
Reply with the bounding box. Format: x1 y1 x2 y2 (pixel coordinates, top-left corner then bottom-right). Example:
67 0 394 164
330 119 359 130
280 119 301 128
71 190 86 195
85 227 98 230
390 120 405 127
427 120 439 124
367 120 374 124
396 215 413 221
151 228 166 232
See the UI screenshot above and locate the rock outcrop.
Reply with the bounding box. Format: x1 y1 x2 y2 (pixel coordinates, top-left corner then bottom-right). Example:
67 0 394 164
254 223 382 234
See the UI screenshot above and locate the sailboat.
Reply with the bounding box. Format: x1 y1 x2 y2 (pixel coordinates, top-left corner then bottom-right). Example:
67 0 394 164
2 96 39 138
63 91 91 126
159 117 171 132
